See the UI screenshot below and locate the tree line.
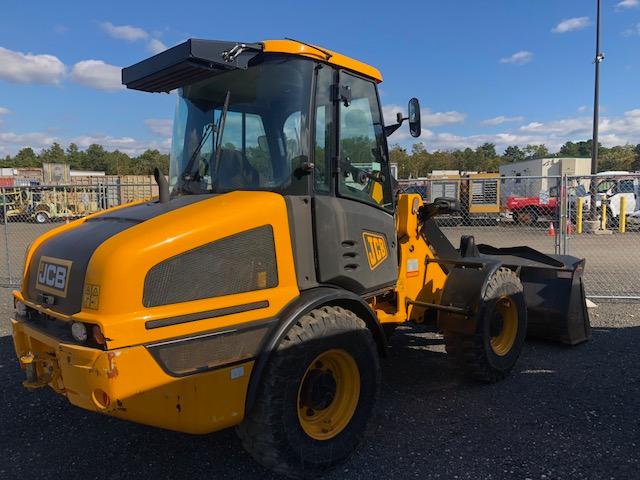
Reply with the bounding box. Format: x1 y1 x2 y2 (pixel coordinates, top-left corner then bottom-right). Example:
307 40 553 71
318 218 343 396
2 139 639 180
390 140 640 179
0 143 169 175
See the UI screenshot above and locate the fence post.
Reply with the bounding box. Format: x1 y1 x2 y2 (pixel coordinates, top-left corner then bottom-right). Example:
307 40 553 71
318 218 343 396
600 194 607 230
1 187 12 286
576 197 584 234
619 196 626 233
554 176 561 255
558 174 569 255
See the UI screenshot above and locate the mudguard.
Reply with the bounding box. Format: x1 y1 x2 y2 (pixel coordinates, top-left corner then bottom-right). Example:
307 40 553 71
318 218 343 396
437 259 502 335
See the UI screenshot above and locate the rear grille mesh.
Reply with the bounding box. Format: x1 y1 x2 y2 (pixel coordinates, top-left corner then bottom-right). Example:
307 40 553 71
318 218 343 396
149 323 271 376
143 225 278 307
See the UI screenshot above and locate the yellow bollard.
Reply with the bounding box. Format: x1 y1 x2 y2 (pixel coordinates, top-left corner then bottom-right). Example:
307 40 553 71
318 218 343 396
576 197 584 234
600 194 607 230
620 196 626 233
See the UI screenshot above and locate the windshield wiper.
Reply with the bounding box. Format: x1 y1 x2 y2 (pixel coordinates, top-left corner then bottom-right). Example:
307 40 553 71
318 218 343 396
179 122 215 191
212 90 231 188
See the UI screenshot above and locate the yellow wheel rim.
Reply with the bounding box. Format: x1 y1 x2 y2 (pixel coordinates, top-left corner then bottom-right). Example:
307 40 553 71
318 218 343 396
490 296 518 356
297 349 360 441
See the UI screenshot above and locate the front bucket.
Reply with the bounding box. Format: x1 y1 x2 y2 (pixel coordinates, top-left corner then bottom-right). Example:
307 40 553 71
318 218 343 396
520 256 591 345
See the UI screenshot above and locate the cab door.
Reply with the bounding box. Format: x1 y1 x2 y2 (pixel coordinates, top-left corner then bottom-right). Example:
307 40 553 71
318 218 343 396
312 67 398 295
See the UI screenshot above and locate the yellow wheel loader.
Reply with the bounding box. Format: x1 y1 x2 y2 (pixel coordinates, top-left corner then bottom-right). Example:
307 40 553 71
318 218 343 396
11 39 590 478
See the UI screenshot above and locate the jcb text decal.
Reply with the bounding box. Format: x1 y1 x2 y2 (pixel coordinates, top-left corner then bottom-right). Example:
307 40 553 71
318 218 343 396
36 256 72 297
362 232 388 270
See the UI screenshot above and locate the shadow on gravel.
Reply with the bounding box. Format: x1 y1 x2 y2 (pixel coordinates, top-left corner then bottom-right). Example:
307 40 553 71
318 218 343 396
1 324 639 480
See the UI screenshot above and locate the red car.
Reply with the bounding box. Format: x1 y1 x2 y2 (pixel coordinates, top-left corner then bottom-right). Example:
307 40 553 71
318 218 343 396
506 194 558 224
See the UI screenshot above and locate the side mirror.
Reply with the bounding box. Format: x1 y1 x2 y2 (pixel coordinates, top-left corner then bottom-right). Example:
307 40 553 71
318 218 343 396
408 97 421 138
257 135 269 153
383 97 422 138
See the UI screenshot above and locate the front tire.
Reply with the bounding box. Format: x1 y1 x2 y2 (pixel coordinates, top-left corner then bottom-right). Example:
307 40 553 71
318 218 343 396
237 306 380 479
444 268 527 383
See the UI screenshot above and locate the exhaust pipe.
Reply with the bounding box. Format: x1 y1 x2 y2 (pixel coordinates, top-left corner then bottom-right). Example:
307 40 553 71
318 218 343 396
154 167 169 203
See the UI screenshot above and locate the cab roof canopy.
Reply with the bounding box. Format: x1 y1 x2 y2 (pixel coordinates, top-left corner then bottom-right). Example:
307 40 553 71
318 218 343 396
122 38 382 93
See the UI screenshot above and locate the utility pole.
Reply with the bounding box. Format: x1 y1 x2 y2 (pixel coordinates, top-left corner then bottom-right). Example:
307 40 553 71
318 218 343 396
589 0 604 223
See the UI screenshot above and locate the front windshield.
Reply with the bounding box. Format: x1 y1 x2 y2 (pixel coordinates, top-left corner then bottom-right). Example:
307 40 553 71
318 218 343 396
169 56 312 195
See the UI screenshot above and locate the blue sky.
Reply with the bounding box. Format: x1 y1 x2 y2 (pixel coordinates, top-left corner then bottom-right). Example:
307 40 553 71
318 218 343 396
0 0 639 156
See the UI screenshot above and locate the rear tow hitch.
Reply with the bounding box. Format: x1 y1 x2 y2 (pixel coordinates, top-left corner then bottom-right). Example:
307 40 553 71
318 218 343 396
20 352 50 390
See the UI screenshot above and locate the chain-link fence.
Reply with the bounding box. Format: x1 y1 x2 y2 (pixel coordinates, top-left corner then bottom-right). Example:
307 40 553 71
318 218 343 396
398 173 640 300
0 180 157 287
1 174 638 299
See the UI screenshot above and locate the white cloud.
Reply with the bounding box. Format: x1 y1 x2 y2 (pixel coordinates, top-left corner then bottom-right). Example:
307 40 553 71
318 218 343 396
577 105 589 113
390 108 640 154
0 47 66 85
422 110 466 127
70 134 170 156
382 104 466 129
519 117 592 136
100 21 167 55
616 0 639 10
147 38 167 54
623 23 640 36
481 115 524 126
500 51 533 65
70 60 124 91
145 119 173 137
100 22 148 41
413 130 549 153
552 17 591 34
0 129 170 157
0 131 58 151
0 107 10 115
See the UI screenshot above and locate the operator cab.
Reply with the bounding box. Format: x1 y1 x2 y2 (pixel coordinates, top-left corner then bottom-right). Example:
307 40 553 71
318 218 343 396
123 38 421 295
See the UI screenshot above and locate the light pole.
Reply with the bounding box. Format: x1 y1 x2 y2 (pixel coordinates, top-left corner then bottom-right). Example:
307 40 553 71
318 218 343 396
589 0 604 223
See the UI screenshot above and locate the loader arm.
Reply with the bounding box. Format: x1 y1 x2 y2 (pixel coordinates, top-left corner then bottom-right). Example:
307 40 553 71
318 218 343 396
390 193 591 345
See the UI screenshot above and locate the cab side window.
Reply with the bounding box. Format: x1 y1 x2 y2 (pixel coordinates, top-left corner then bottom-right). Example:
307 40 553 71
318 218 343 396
337 73 392 208
313 65 334 194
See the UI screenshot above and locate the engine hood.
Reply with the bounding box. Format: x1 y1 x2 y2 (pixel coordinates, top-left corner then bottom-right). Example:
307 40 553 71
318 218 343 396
23 191 293 318
25 195 208 314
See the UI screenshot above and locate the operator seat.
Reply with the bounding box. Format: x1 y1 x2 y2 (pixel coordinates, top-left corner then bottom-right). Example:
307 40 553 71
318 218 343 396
217 148 260 190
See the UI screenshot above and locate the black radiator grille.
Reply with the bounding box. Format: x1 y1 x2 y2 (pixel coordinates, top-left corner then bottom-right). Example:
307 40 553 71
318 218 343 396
143 225 278 307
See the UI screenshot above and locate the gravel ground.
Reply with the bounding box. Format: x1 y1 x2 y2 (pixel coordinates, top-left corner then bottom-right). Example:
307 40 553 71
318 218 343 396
0 291 638 479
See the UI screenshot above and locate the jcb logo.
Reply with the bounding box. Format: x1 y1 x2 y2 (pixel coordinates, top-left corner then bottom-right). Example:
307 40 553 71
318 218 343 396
362 232 388 270
35 256 72 298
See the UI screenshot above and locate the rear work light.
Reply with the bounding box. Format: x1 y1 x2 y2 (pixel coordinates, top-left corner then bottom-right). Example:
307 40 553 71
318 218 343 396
14 298 27 318
71 322 88 343
69 321 107 348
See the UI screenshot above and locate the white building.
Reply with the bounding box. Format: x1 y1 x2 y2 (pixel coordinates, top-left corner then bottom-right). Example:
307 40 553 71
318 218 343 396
499 157 592 196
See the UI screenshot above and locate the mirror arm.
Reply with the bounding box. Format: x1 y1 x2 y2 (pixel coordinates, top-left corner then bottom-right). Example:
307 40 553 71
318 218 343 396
384 114 408 137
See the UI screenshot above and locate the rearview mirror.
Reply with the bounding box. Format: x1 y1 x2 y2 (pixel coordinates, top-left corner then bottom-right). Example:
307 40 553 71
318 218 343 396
383 97 422 138
408 98 421 138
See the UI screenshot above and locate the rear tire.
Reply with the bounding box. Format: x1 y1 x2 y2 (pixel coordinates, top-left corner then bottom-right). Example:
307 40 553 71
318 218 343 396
443 268 527 383
237 306 380 479
516 207 538 226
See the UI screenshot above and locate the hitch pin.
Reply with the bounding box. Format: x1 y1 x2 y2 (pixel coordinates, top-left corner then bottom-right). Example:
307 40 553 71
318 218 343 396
20 353 37 384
